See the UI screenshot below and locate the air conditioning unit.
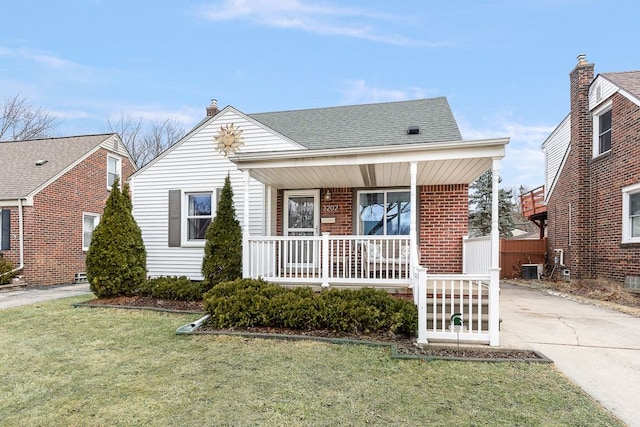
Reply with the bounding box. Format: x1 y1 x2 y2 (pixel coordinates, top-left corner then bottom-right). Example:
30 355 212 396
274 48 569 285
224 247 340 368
522 264 543 280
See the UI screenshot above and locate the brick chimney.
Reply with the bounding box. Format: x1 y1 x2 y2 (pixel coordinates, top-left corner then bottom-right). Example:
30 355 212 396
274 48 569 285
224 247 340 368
206 99 219 117
568 54 595 279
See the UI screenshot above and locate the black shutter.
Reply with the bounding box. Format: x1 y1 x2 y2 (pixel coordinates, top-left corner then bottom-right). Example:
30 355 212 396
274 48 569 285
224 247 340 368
168 190 181 247
1 209 10 250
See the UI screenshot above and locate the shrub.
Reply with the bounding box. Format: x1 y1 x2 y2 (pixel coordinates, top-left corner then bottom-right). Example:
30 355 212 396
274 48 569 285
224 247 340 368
138 276 206 301
201 175 242 287
0 257 15 285
203 278 417 337
86 178 147 298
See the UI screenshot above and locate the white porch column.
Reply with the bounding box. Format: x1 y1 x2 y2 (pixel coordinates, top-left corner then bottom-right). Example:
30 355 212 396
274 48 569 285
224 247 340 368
321 232 330 287
489 158 501 346
409 162 418 276
242 170 251 279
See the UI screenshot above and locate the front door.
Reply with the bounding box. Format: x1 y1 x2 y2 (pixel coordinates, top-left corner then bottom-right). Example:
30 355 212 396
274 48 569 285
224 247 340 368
283 190 320 269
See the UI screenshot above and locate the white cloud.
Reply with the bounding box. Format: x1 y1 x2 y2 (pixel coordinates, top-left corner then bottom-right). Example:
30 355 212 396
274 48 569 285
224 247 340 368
197 0 444 46
457 114 556 191
340 80 434 104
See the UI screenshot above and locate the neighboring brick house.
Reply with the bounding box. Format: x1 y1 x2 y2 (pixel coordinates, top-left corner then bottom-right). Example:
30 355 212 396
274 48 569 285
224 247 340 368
0 134 136 286
542 55 640 287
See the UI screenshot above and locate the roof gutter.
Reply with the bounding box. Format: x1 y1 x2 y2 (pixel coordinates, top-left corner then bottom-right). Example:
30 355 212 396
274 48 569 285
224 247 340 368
1 198 24 279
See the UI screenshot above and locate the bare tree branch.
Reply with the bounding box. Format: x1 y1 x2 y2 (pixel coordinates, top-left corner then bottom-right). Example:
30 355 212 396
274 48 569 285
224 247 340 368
0 94 58 141
108 115 185 167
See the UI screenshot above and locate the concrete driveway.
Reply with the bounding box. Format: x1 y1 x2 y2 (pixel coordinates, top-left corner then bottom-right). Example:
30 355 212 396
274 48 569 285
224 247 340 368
0 283 92 310
500 282 640 427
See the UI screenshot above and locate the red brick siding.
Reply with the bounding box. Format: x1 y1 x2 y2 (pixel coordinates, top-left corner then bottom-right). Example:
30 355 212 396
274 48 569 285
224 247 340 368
590 94 640 282
418 184 468 273
547 62 594 279
548 62 640 284
275 186 468 272
1 149 135 286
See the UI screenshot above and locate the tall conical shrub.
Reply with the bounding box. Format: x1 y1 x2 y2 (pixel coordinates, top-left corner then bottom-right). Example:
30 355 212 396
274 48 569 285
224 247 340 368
202 175 242 286
87 177 147 298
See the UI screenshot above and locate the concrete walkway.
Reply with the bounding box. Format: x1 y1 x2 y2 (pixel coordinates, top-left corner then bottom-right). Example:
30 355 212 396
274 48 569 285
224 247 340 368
500 282 640 427
0 283 92 310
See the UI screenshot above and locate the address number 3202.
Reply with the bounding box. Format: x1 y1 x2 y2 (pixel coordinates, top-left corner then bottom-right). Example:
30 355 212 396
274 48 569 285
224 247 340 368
322 205 339 212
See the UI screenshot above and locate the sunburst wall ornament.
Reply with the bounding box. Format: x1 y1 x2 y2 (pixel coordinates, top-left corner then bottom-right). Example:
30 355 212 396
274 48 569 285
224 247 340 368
214 123 244 156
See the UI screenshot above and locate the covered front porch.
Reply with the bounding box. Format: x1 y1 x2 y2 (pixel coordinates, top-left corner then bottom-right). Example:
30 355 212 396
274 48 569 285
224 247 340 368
230 138 507 346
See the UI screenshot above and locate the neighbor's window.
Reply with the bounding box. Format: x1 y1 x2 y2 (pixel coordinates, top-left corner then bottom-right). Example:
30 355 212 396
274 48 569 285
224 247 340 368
593 102 612 156
622 183 640 244
358 189 411 235
83 213 100 251
107 155 122 188
186 193 213 241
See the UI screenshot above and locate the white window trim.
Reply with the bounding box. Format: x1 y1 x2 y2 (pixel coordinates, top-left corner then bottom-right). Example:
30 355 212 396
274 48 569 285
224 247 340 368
357 188 411 235
107 154 122 189
82 213 100 251
592 101 612 158
181 190 215 247
622 182 640 244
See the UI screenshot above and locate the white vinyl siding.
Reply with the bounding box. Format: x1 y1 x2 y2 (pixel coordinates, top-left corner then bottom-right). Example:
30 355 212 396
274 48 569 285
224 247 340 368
589 77 618 110
131 108 302 280
542 115 570 204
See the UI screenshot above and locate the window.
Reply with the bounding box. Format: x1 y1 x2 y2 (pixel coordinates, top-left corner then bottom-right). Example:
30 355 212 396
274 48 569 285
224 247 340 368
622 183 640 244
107 155 121 188
1 209 9 250
83 213 100 251
186 193 213 241
593 103 612 156
358 189 411 235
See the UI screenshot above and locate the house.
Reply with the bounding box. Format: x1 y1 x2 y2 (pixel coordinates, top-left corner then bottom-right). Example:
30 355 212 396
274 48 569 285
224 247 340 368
542 55 640 289
0 134 136 286
131 98 508 345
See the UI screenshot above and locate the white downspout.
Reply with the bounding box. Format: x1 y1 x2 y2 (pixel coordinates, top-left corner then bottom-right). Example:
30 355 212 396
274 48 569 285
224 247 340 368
1 199 25 278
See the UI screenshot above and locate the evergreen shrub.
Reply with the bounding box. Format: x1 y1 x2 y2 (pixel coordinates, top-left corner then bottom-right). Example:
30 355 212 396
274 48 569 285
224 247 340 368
0 258 15 285
203 278 417 337
86 178 147 298
201 175 242 287
138 276 206 301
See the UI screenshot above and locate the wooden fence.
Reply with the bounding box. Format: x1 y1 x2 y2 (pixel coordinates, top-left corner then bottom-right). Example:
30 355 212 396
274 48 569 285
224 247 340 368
500 238 547 279
463 236 547 279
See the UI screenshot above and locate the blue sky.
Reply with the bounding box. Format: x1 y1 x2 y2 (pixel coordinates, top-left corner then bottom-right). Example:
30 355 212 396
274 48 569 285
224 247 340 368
2 0 639 191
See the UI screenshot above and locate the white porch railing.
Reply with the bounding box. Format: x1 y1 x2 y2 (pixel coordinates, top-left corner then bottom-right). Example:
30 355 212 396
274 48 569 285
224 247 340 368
416 269 500 346
246 234 412 287
462 235 491 275
245 234 500 346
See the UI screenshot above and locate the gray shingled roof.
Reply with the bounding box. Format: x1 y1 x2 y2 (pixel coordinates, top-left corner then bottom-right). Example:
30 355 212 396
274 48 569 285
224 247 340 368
601 71 640 99
248 97 462 149
0 134 115 200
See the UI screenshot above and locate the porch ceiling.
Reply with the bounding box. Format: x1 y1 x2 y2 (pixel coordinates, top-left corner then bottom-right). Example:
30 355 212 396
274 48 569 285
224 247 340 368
229 138 509 189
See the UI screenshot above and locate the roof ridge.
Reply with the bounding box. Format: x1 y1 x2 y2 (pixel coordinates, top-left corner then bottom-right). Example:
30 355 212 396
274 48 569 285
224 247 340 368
249 97 447 116
3 133 115 143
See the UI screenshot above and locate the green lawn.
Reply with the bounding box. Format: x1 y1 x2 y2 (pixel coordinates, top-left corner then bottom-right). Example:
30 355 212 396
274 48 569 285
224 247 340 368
0 296 622 426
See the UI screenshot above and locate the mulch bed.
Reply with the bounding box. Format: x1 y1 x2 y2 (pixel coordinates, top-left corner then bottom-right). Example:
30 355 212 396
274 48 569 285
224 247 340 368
80 296 548 362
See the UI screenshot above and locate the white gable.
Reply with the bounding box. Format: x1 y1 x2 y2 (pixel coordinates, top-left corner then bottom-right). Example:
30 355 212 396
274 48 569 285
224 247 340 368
589 76 619 111
542 114 570 204
131 107 303 279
